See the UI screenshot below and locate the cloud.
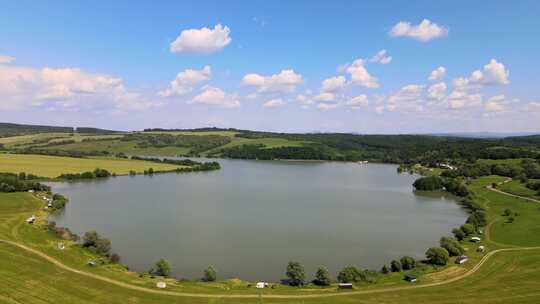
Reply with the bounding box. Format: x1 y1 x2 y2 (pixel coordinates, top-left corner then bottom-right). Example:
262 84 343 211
314 92 336 102
445 90 482 109
296 94 314 105
344 94 368 108
241 69 303 93
191 86 240 108
263 98 285 108
369 50 392 64
0 55 15 64
317 103 339 110
344 59 379 88
389 19 448 42
385 84 425 112
158 66 211 97
170 24 231 54
428 66 446 81
427 82 447 100
525 102 540 112
470 59 509 85
484 95 508 112
0 64 157 111
321 76 346 92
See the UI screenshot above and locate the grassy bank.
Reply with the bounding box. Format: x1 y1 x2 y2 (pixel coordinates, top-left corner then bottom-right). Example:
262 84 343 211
0 154 184 178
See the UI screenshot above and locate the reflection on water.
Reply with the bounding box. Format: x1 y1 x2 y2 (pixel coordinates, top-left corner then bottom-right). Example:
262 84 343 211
48 160 467 281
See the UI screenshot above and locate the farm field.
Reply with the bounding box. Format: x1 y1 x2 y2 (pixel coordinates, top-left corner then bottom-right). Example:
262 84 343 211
0 154 182 178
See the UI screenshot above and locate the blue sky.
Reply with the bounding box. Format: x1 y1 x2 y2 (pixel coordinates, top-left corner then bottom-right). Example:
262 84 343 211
1 0 539 133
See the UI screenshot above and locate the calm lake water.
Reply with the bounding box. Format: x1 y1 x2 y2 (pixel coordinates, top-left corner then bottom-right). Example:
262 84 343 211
48 160 467 281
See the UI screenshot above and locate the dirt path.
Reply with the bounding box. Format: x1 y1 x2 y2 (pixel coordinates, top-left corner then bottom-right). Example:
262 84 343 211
488 185 540 204
1 239 538 299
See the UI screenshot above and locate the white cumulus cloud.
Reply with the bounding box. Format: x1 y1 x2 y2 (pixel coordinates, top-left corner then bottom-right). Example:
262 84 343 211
344 95 369 108
484 95 508 112
170 24 231 54
344 59 379 88
158 66 211 97
470 59 509 85
428 66 446 81
0 55 15 64
389 19 448 42
427 82 447 100
191 86 240 108
369 50 392 64
0 64 157 111
321 76 346 92
263 98 285 108
241 69 303 93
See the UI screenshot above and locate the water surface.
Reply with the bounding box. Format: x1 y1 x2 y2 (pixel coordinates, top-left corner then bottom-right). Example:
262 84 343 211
48 160 467 281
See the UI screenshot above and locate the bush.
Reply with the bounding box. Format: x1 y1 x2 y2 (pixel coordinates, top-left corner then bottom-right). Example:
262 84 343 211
154 258 171 277
390 260 402 272
286 261 305 286
110 253 121 264
425 247 450 265
337 266 364 283
314 266 331 286
381 265 390 274
413 176 444 191
452 227 466 241
460 223 475 235
440 237 464 256
400 256 416 270
203 266 217 282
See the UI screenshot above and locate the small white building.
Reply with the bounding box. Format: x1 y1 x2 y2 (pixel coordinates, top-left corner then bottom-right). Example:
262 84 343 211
26 215 36 224
256 282 268 289
478 245 486 252
471 237 481 243
338 283 354 289
28 190 34 193
455 255 469 264
156 282 167 289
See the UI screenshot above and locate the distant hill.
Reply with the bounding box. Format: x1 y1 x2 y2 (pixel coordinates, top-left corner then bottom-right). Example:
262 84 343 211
0 122 119 138
429 132 540 139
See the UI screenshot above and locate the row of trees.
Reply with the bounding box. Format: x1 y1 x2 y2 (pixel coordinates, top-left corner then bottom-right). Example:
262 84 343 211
82 231 120 263
57 168 112 180
147 259 217 282
0 172 50 192
412 176 469 197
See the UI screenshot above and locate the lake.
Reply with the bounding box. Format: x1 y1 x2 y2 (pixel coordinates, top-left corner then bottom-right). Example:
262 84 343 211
48 160 467 281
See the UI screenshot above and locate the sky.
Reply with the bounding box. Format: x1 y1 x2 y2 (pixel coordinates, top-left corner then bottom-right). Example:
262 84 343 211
1 0 539 133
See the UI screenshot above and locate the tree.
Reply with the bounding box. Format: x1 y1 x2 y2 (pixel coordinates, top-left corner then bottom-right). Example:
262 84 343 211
413 176 444 191
503 209 512 216
154 258 171 277
460 223 475 235
381 265 390 274
390 260 402 272
95 238 111 256
452 227 465 241
400 256 416 270
286 261 305 286
337 266 363 283
314 266 331 286
110 253 121 264
82 231 99 247
426 247 450 265
440 237 464 256
203 266 217 282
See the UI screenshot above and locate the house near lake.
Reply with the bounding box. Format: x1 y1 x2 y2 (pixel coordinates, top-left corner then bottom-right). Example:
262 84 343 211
455 255 469 264
338 283 353 289
404 274 417 282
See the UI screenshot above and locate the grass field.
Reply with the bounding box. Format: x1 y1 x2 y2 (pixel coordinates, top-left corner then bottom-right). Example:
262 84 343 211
0 154 183 178
1 170 540 303
498 179 540 200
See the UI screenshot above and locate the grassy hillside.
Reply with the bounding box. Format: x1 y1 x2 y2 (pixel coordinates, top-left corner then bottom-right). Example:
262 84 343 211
0 154 183 178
